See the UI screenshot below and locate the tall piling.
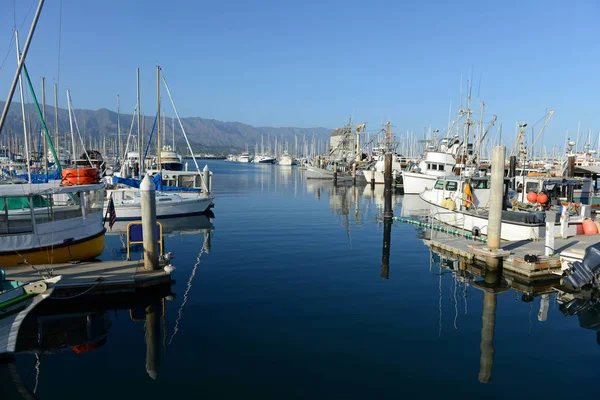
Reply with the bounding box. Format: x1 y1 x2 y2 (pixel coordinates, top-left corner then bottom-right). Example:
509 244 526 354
509 155 517 189
370 168 375 190
202 164 210 193
352 163 357 185
141 174 159 271
333 162 338 186
487 146 506 254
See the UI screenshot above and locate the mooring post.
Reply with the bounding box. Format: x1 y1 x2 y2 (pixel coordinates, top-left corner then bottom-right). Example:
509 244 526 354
370 167 375 190
545 210 556 256
352 163 356 186
487 146 505 253
202 164 210 193
333 162 338 186
560 205 569 238
509 155 517 189
141 174 159 270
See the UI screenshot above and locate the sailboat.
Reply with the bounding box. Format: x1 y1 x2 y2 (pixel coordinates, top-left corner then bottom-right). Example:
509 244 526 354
0 17 107 267
106 66 214 220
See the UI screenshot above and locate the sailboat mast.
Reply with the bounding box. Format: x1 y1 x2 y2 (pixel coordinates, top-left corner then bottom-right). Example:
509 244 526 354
172 117 175 150
15 30 32 181
41 76 48 175
67 89 76 168
156 65 162 172
116 94 120 168
54 83 59 157
136 68 143 176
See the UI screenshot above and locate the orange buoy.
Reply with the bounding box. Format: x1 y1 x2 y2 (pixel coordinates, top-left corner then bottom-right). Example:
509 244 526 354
576 223 585 235
526 192 538 203
61 168 99 186
582 219 599 235
537 193 548 204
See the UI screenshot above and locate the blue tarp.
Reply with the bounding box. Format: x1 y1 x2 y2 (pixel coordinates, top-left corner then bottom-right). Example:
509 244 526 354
11 169 62 183
112 173 202 192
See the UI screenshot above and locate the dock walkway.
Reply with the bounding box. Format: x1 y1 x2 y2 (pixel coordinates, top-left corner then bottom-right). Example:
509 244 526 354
4 259 171 295
426 231 600 279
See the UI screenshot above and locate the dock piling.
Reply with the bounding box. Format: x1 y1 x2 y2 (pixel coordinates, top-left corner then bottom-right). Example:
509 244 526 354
545 210 556 256
333 163 338 186
370 168 375 190
487 146 505 253
352 163 356 185
202 164 210 193
141 174 159 271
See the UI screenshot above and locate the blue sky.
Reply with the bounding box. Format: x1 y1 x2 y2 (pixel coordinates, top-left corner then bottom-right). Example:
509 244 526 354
0 0 599 150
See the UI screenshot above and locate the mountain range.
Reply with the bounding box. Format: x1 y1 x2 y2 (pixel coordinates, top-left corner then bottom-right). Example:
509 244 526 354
0 101 333 154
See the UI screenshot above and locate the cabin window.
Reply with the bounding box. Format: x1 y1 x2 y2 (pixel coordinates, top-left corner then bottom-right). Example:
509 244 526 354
85 190 104 215
434 180 445 190
446 181 458 191
0 197 34 234
472 180 489 189
427 163 432 170
525 182 539 193
431 164 438 171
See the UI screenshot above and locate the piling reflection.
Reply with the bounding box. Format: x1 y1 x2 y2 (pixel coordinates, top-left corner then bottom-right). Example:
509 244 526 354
145 300 161 380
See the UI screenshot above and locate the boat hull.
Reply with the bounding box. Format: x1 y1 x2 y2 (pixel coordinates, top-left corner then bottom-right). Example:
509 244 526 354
0 229 105 267
419 194 550 241
108 196 214 221
401 171 439 194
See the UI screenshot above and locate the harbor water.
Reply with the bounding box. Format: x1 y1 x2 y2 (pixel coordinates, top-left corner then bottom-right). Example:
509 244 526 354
7 161 600 399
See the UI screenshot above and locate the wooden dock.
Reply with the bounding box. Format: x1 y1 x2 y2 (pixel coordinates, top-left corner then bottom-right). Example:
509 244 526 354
426 231 600 280
3 259 172 296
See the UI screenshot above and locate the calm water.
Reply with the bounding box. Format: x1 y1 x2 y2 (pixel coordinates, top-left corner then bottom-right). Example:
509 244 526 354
6 160 600 399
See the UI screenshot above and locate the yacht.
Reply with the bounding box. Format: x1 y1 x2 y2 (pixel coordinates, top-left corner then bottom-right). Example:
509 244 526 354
159 146 185 171
237 152 251 163
278 151 295 166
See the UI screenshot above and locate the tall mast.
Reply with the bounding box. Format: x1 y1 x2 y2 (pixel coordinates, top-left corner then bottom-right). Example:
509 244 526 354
172 116 175 150
0 0 45 134
116 94 120 167
136 68 143 176
41 76 47 175
54 83 59 156
156 65 162 172
15 30 32 181
66 89 76 168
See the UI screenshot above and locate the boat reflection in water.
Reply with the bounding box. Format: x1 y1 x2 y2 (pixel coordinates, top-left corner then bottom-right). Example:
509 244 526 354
106 212 215 237
0 218 214 396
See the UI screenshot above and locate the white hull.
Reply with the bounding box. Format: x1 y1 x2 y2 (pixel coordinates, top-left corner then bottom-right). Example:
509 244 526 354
107 190 213 220
401 171 439 194
305 166 334 179
419 194 552 241
279 157 294 166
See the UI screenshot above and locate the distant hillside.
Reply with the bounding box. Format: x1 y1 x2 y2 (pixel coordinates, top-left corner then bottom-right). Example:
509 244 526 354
0 101 332 153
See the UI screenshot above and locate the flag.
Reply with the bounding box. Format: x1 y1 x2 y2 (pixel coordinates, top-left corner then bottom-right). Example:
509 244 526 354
107 197 117 229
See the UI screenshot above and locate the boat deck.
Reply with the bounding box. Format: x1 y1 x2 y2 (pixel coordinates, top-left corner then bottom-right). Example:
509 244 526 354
3 259 172 296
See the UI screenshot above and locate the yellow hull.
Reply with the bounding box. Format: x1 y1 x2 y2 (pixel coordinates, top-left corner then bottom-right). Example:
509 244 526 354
0 231 105 267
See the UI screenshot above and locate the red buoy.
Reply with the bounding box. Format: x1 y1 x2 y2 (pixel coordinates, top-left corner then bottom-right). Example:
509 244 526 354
526 192 538 203
537 193 548 204
582 219 599 235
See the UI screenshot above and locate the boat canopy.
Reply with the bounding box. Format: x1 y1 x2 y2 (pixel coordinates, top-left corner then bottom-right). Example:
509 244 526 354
0 181 105 198
112 174 202 192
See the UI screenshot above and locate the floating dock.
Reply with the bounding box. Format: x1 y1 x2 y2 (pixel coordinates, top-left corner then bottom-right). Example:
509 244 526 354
422 230 600 280
3 259 172 296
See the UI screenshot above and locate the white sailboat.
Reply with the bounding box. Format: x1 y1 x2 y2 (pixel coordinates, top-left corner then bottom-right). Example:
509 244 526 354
278 151 295 166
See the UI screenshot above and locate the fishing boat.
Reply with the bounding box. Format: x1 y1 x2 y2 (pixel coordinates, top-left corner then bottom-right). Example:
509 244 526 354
157 146 184 171
419 175 587 241
0 179 106 267
401 139 458 194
